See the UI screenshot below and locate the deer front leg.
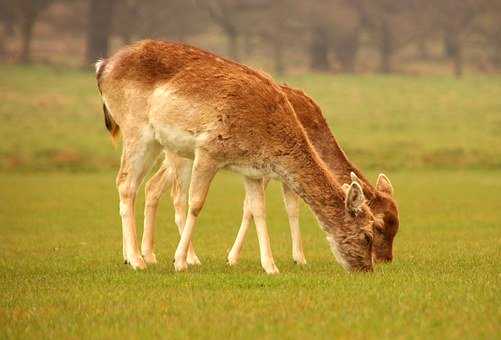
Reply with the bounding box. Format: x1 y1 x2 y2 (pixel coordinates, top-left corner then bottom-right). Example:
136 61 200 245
142 164 172 264
117 134 160 270
244 177 279 274
173 151 218 272
282 183 306 265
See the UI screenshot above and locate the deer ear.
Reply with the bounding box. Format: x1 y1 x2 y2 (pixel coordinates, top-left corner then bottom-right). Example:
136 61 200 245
341 183 350 194
345 182 365 214
376 173 393 195
350 171 362 185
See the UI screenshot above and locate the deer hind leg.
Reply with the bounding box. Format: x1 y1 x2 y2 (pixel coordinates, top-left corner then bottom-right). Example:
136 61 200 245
282 183 306 265
173 150 218 272
227 193 252 266
117 128 161 270
245 177 279 274
169 153 200 265
227 178 270 266
141 160 173 264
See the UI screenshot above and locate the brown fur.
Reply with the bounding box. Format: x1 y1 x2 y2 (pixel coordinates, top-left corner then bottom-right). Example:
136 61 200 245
97 40 375 272
280 85 399 262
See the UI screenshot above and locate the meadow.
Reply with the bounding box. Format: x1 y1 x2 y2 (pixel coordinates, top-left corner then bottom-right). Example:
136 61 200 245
0 65 500 339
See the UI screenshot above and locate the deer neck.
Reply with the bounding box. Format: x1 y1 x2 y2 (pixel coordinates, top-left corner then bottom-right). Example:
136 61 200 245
298 111 377 202
272 140 347 232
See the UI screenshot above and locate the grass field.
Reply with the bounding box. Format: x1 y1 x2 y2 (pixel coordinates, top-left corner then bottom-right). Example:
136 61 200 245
1 65 501 172
0 65 500 339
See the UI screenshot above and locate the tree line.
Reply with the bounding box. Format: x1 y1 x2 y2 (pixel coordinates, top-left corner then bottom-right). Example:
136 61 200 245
1 0 500 77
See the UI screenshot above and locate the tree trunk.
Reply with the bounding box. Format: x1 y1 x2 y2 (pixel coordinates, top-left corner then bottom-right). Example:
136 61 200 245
443 32 455 59
453 42 463 78
445 31 463 78
19 12 36 63
86 0 115 65
333 28 359 73
380 20 393 73
0 10 15 60
310 26 330 71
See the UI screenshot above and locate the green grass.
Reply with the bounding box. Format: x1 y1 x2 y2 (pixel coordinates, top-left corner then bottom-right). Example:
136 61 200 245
0 65 500 338
1 170 500 339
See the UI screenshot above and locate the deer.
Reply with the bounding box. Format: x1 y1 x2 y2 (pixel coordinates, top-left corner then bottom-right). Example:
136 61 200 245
96 39 375 274
140 85 399 269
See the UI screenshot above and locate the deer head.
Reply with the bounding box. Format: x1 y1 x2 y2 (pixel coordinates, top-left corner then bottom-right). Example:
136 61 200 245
326 182 375 272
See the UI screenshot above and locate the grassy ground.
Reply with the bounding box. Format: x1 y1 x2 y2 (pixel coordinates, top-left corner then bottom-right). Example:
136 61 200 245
1 171 500 339
0 65 500 339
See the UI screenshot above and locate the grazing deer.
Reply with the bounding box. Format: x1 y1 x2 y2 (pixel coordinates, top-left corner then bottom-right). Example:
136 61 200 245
275 85 399 263
96 40 375 273
141 85 399 268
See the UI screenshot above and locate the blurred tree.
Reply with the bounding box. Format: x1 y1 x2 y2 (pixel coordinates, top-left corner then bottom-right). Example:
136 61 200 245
485 16 501 69
197 0 242 60
0 0 16 59
436 0 483 77
307 1 333 72
44 1 87 36
85 0 115 65
196 0 267 61
306 0 364 73
473 0 501 69
310 25 330 71
331 0 365 73
412 1 437 61
14 0 54 63
361 0 423 73
257 0 302 75
137 0 208 42
113 0 140 44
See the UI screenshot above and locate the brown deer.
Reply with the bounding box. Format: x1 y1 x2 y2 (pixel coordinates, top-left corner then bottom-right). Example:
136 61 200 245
140 85 399 268
96 40 375 274
276 85 399 263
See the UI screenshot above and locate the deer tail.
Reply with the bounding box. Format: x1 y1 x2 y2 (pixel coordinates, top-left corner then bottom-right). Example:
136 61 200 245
95 59 120 143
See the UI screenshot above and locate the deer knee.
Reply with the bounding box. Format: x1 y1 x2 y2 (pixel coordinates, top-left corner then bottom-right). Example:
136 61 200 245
118 188 136 218
117 176 139 209
145 185 163 208
189 198 205 217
